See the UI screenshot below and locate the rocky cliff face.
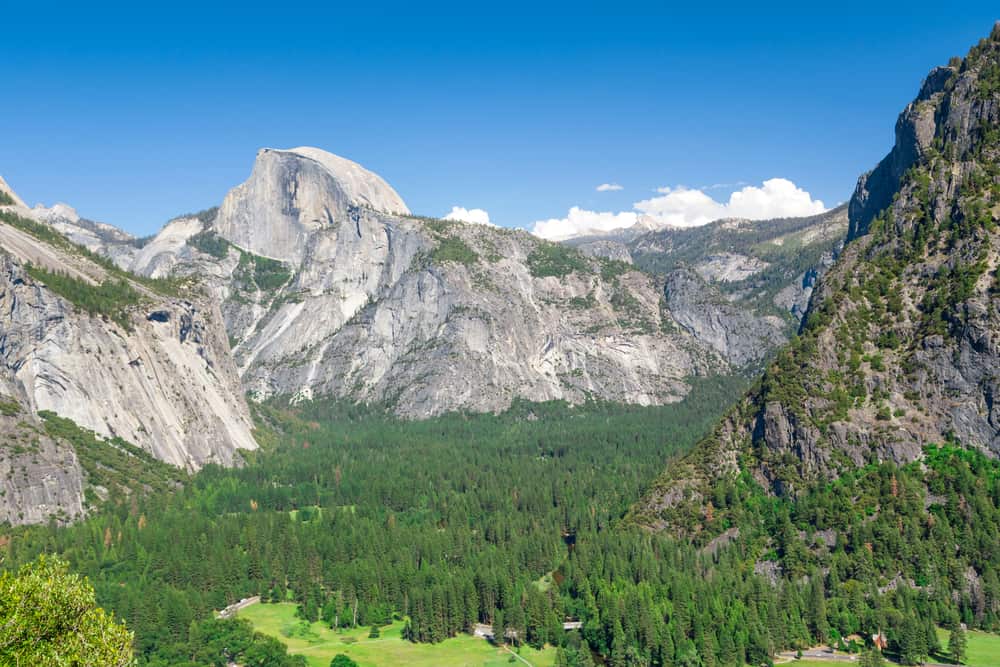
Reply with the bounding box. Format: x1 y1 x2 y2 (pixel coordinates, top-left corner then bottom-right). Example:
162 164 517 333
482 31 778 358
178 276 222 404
0 405 85 526
214 147 409 265
125 147 727 416
249 221 718 416
634 26 1000 532
662 269 788 367
0 189 258 510
568 206 848 366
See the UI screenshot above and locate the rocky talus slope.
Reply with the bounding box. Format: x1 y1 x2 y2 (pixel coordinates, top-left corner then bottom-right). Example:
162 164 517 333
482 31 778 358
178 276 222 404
633 27 1000 532
128 147 728 417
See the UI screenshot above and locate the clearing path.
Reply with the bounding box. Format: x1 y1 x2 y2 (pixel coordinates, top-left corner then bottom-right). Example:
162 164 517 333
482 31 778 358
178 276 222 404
501 643 534 667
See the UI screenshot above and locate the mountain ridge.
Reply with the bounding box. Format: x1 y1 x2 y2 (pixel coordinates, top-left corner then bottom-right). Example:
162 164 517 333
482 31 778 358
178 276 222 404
0 193 258 523
633 24 1000 534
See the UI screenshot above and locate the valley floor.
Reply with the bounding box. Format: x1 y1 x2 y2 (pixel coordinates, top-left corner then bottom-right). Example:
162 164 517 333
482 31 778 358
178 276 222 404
239 602 557 667
775 628 1000 667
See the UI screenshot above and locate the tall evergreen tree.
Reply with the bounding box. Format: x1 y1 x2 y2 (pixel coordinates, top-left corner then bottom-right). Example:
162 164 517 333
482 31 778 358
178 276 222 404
948 625 967 665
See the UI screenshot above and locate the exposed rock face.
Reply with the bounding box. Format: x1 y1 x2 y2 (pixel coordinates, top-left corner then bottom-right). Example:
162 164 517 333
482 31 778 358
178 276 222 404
252 224 716 416
0 175 26 208
127 147 726 416
693 253 769 283
131 215 209 278
848 66 953 241
664 269 787 366
28 201 139 268
575 239 634 264
634 27 1000 532
0 411 85 526
622 206 847 366
0 199 257 474
214 147 409 265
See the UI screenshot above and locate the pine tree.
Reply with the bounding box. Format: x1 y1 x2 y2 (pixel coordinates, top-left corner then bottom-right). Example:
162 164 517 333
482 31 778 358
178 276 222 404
924 616 940 655
860 648 884 667
494 609 506 644
808 576 828 644
898 615 926 666
610 624 628 667
948 625 967 665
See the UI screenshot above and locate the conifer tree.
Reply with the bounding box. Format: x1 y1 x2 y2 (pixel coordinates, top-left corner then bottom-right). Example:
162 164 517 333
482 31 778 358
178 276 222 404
948 625 967 665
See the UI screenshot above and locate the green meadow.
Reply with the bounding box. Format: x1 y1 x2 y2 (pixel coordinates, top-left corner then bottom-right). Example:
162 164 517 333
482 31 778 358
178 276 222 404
934 627 1000 667
239 602 557 667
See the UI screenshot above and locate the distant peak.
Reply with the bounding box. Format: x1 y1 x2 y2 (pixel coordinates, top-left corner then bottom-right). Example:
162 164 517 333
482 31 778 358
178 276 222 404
0 175 27 208
260 146 410 215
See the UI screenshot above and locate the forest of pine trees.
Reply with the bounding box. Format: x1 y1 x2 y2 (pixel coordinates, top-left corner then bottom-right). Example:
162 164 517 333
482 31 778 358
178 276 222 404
3 377 1000 665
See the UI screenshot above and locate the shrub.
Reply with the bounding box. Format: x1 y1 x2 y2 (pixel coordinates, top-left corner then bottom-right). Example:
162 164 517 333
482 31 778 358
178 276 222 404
24 264 141 330
527 242 589 278
430 236 478 266
188 230 230 259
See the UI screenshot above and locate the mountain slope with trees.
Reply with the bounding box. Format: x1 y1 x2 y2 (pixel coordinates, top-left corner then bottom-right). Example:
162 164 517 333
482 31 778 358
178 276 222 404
633 21 1000 547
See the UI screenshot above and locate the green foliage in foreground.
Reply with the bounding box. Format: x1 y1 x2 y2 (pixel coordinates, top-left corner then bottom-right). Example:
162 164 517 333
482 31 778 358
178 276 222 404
25 263 141 329
0 555 134 667
0 190 14 206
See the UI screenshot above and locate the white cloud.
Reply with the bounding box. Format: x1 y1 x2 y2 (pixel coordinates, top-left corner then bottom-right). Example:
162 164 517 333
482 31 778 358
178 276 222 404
596 183 623 192
531 206 638 241
633 186 727 228
722 178 826 220
444 206 493 226
700 181 748 191
531 178 826 240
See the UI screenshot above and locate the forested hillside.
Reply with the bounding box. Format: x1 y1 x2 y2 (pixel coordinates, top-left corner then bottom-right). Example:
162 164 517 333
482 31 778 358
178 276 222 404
8 376 999 666
635 23 1000 531
5 379 748 666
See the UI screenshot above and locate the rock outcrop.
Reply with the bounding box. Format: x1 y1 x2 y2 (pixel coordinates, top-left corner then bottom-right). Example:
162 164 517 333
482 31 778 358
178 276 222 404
0 406 85 526
126 147 727 416
663 269 787 367
0 195 257 478
575 206 848 367
213 147 409 265
634 26 1000 532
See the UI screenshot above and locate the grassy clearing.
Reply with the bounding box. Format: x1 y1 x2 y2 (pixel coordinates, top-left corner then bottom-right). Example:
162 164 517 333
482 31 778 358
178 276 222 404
781 628 1000 667
935 627 1000 667
240 602 556 667
533 572 555 592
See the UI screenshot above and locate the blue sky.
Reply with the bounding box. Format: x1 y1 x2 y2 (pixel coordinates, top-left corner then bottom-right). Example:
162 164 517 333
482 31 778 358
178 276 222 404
1 2 998 236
